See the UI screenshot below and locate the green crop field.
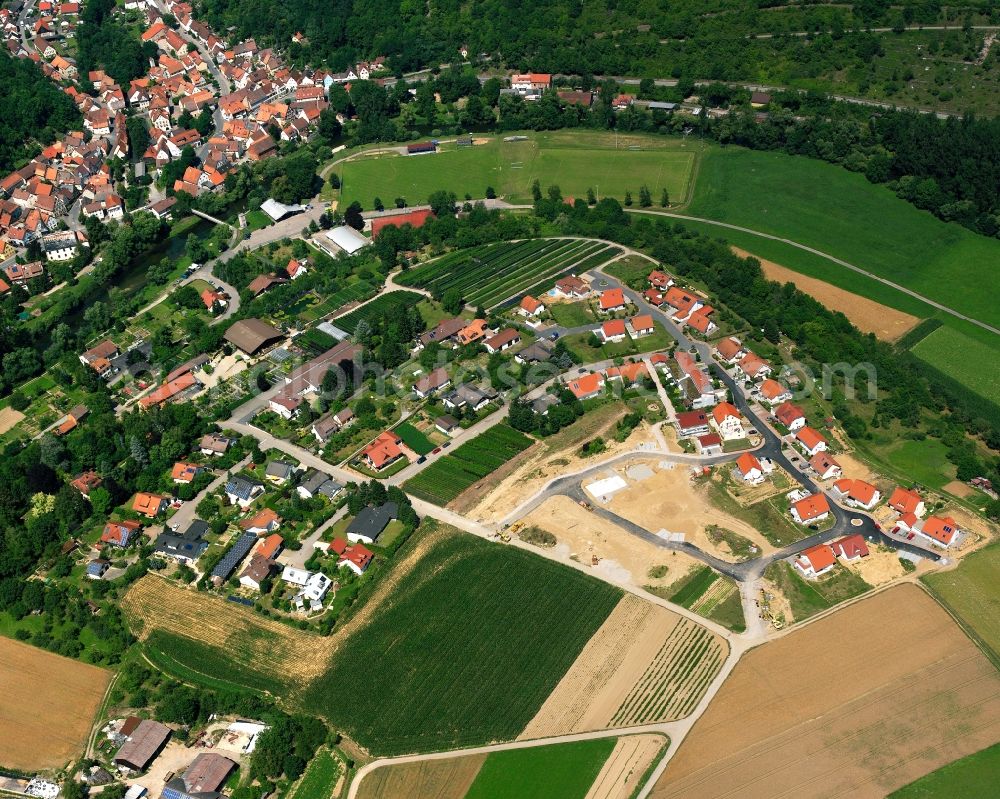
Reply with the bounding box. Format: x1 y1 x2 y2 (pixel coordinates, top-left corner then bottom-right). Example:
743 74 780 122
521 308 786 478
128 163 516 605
398 238 621 310
686 146 1000 332
289 749 341 799
403 424 534 505
889 742 1000 798
465 738 618 799
912 326 1000 406
923 542 1000 666
303 531 621 755
339 130 697 210
332 290 424 333
394 422 435 455
669 566 719 607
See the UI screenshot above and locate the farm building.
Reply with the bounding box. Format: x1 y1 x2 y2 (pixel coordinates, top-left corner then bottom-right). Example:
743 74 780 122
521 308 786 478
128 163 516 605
162 753 237 799
325 225 371 254
259 198 304 222
113 719 171 771
224 319 283 356
406 141 436 155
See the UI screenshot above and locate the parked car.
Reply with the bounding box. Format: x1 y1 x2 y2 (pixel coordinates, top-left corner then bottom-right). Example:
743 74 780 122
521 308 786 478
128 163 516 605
417 456 426 464
432 447 441 454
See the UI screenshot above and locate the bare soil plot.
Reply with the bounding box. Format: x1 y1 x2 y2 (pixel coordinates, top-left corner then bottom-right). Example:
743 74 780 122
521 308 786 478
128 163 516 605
584 735 668 799
845 543 910 586
0 637 112 770
0 406 25 434
652 584 1000 799
470 404 653 524
607 462 775 560
734 247 921 341
356 754 486 799
521 595 726 738
521 495 705 591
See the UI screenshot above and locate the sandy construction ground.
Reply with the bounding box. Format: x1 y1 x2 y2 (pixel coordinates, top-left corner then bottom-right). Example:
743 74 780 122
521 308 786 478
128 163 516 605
606 462 775 560
943 479 976 498
652 584 1000 799
0 406 25 435
0 637 112 770
735 247 921 341
845 544 909 586
470 406 655 524
522 495 705 590
356 754 486 799
521 595 726 738
585 735 668 799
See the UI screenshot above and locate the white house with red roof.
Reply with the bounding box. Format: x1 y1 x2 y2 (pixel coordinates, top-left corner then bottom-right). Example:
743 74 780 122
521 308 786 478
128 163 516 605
832 478 881 510
648 269 673 290
736 352 772 382
286 258 307 279
794 426 827 456
710 401 744 440
715 337 744 364
483 328 521 354
790 493 831 525
794 543 836 578
774 401 806 431
598 288 626 313
888 486 925 518
912 515 961 548
600 319 628 343
697 433 723 455
519 295 545 317
566 372 604 400
735 452 764 485
627 314 655 338
832 534 869 561
809 452 842 481
758 378 792 406
330 537 374 575
269 393 301 419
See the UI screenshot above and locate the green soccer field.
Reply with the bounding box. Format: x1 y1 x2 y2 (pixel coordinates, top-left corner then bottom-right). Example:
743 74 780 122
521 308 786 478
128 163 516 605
338 130 698 209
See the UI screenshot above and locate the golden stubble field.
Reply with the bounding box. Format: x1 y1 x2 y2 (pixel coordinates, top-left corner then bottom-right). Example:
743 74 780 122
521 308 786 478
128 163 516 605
0 637 112 770
651 583 1000 799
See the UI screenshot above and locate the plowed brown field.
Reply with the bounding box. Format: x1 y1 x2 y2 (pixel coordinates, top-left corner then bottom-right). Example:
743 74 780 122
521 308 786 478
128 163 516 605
0 637 111 770
651 584 1000 799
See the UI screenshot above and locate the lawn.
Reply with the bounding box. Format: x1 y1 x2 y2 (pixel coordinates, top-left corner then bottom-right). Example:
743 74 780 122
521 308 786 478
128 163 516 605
765 561 872 623
465 739 617 799
548 301 595 328
923 541 1000 666
561 326 673 361
245 208 271 231
394 421 435 455
340 130 697 209
686 146 1000 331
912 326 1000 406
403 424 534 505
888 742 1000 798
303 529 621 755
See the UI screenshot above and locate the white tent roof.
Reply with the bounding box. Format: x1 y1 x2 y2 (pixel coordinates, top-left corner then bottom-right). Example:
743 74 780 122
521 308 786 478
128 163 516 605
325 225 370 254
260 198 304 221
585 475 628 499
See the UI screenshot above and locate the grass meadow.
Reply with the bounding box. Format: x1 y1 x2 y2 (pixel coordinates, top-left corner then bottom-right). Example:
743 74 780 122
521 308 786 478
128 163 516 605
686 146 1000 332
302 531 621 755
912 326 1000 405
923 542 1000 666
339 130 697 209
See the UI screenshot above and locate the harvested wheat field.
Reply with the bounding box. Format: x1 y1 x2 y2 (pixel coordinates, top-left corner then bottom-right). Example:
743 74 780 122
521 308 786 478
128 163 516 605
652 583 1000 799
521 595 727 739
521 495 706 591
0 637 112 770
734 247 920 341
0 406 24 435
585 735 668 799
606 462 775 560
356 754 486 799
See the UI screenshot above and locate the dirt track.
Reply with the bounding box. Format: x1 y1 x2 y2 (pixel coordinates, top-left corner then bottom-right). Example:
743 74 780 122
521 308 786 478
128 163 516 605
734 247 921 341
651 583 1000 798
0 637 111 770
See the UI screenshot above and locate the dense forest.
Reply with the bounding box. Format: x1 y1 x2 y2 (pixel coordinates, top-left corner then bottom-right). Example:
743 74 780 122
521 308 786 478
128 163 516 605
0 54 80 173
77 0 156 86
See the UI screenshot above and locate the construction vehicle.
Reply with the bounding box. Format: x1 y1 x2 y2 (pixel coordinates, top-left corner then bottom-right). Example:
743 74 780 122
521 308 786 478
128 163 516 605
498 532 511 543
578 500 593 511
511 523 524 534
